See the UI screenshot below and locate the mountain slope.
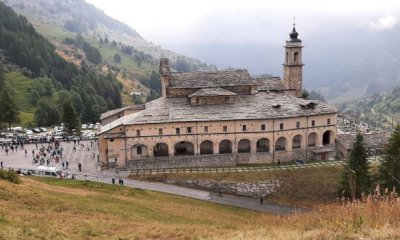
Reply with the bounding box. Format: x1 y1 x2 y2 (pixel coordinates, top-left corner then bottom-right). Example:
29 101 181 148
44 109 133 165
340 86 400 129
0 1 122 126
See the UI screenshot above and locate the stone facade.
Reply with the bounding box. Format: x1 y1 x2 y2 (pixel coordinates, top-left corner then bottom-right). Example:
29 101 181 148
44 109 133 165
98 25 338 170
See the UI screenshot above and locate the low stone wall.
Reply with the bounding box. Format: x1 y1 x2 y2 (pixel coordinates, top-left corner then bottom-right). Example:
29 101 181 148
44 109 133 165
127 154 236 170
161 178 280 198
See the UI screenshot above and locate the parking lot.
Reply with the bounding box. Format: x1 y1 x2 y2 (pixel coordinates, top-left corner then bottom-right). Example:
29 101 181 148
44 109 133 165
0 140 101 178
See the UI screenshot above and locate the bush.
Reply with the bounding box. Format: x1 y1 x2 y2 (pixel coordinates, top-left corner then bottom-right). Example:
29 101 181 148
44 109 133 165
0 169 21 184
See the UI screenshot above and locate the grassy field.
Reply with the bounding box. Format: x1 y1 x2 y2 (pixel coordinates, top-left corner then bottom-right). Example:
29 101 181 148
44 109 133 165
132 166 344 207
0 176 399 239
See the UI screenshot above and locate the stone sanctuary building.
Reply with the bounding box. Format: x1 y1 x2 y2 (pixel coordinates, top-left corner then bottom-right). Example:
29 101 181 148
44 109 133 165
98 25 338 170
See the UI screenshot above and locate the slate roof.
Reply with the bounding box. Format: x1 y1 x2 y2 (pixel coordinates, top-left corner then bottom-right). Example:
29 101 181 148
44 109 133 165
100 105 145 120
169 69 257 88
99 92 338 134
254 77 286 91
188 88 237 97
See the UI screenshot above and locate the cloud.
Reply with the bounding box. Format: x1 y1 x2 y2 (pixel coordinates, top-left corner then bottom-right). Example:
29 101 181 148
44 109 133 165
369 15 398 31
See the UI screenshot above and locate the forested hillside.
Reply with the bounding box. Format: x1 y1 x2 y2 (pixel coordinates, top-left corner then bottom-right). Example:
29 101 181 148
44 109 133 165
0 2 121 127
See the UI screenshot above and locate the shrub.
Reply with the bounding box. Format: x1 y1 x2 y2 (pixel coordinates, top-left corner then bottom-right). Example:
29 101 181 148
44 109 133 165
0 169 21 184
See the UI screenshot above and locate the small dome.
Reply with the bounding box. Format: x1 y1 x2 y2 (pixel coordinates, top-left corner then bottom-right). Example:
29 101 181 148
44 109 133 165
290 26 298 40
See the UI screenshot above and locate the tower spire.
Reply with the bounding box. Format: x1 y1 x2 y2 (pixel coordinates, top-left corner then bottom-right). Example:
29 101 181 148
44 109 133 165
289 17 300 41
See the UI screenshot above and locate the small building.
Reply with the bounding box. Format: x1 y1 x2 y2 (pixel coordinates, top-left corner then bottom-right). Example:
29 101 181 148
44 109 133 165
97 24 338 170
336 132 390 158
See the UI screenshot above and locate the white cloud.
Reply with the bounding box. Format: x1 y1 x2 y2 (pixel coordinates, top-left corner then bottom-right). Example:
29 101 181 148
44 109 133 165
369 15 398 31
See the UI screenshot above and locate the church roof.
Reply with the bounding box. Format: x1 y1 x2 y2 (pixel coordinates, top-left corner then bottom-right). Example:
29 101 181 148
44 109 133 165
100 105 145 120
99 92 338 134
188 87 237 97
169 69 257 88
254 77 286 91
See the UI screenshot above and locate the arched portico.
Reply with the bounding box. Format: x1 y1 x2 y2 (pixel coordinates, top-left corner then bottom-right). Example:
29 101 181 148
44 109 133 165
308 132 317 147
256 138 270 152
200 140 213 155
219 140 232 154
275 137 287 151
131 144 148 160
238 139 251 153
153 143 169 157
292 135 302 149
175 141 194 156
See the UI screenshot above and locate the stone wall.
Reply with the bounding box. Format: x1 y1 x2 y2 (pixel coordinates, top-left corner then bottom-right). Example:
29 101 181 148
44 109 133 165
127 154 236 170
160 178 280 198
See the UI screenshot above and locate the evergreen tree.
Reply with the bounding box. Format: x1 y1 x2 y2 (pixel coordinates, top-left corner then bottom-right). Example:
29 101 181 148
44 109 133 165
0 91 19 128
113 53 121 63
379 125 400 190
63 100 80 135
341 133 371 199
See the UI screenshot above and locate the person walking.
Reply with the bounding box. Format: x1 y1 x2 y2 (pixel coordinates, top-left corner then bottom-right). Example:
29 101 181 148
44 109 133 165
112 177 115 185
24 149 27 157
260 196 264 205
121 178 124 186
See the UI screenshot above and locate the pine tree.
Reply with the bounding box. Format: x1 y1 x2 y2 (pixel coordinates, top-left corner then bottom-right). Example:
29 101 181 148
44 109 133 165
0 91 19 128
379 125 400 190
63 100 80 136
341 133 371 199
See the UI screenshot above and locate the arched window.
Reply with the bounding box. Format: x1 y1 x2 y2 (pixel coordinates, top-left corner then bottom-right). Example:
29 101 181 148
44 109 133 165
294 51 299 62
286 51 289 62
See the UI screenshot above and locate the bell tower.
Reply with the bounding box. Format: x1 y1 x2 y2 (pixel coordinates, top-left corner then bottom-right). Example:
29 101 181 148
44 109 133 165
283 22 304 97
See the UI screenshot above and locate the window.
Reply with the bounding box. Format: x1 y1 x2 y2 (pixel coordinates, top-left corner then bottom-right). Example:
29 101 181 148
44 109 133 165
296 122 300 128
204 126 208 133
242 125 247 131
136 130 141 136
158 128 163 135
137 146 142 155
187 127 192 133
311 120 315 127
223 126 227 132
261 124 266 131
280 123 284 130
327 118 331 125
176 128 180 135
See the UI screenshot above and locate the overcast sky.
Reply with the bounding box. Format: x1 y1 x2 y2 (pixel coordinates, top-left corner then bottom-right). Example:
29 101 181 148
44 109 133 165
85 0 400 44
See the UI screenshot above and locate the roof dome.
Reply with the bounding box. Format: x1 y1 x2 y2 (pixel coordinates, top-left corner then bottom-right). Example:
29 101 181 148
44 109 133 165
289 25 299 40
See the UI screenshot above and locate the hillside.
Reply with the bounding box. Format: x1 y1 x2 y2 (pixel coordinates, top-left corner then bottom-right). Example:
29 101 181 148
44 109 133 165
1 0 215 97
340 86 400 129
1 173 399 239
0 2 124 127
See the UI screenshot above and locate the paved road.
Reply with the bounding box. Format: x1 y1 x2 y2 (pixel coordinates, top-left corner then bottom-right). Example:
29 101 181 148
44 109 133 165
0 141 303 215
